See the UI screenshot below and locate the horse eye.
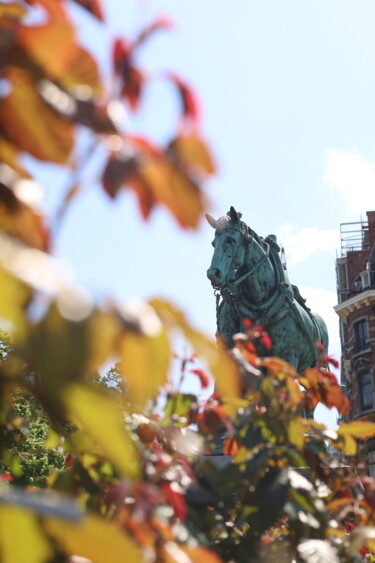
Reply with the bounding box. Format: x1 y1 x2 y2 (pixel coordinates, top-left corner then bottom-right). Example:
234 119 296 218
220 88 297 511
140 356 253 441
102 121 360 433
227 237 236 244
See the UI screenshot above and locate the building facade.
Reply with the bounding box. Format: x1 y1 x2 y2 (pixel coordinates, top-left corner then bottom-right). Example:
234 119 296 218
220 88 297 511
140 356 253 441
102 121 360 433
334 211 375 473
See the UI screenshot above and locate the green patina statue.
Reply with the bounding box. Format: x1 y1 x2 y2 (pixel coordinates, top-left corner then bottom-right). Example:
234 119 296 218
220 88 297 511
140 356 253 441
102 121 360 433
206 207 328 373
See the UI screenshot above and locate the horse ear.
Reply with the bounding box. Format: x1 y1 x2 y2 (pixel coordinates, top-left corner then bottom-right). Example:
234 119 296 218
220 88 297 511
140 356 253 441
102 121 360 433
229 206 240 223
205 213 217 229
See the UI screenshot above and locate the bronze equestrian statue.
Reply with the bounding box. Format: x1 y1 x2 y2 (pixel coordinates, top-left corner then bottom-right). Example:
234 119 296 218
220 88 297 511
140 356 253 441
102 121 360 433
206 207 328 373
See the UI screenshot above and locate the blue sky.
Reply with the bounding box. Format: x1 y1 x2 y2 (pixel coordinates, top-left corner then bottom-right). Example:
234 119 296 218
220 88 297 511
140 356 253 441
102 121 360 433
36 0 375 427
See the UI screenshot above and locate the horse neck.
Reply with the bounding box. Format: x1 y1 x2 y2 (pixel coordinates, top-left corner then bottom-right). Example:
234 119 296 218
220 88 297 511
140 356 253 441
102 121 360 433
241 238 276 304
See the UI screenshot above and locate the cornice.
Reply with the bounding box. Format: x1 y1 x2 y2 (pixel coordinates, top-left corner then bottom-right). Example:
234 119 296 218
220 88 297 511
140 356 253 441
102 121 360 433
334 289 375 321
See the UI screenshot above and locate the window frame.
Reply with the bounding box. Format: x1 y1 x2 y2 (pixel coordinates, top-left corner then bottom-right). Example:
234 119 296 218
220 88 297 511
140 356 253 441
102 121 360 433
358 371 373 411
354 318 368 353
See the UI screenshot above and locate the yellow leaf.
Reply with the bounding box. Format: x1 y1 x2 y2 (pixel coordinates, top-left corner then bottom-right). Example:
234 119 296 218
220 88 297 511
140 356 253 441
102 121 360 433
335 433 357 456
86 311 119 372
338 420 375 440
287 417 305 449
119 328 170 407
45 513 141 563
150 299 241 406
0 505 52 563
65 384 139 478
0 67 74 164
0 266 28 337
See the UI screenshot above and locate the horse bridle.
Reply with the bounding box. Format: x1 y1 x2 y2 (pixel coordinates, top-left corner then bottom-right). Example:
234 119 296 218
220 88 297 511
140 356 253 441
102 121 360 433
212 228 270 293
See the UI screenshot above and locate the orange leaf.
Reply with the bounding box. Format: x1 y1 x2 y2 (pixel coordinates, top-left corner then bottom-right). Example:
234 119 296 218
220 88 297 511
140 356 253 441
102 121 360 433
0 67 74 163
223 437 239 456
0 137 29 177
168 134 216 175
17 23 102 94
140 160 205 229
0 182 50 251
0 2 26 19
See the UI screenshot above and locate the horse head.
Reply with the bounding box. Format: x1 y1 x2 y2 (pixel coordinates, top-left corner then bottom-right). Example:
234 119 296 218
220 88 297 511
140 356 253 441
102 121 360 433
206 206 250 288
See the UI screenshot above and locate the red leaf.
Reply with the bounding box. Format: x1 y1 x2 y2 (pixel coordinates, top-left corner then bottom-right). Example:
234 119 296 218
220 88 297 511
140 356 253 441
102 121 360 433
102 154 138 198
70 0 105 21
112 37 132 75
135 15 174 47
120 64 146 112
161 482 187 520
167 72 201 127
190 368 210 389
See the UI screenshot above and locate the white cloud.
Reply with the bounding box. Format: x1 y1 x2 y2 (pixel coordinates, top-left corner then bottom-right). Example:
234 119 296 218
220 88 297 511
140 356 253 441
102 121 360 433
324 148 375 212
277 223 339 264
298 285 340 353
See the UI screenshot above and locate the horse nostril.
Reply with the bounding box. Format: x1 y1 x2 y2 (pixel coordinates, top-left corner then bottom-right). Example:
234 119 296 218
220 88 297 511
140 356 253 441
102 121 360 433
207 267 221 283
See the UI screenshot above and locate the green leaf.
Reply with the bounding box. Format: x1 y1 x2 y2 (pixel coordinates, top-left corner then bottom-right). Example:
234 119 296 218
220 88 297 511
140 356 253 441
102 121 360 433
163 392 197 420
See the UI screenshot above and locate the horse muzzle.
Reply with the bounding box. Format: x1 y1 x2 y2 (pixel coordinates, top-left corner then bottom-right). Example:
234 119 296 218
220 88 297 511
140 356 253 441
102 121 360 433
207 267 224 287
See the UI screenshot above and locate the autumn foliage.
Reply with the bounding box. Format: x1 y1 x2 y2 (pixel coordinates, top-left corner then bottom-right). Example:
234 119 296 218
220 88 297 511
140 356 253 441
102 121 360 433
1 1 375 562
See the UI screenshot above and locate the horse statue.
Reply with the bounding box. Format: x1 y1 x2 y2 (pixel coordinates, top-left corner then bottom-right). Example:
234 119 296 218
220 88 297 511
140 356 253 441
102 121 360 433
206 207 328 373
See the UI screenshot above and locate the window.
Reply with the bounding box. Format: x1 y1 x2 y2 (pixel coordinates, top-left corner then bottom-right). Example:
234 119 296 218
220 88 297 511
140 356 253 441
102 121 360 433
369 450 375 478
354 319 368 352
360 271 371 289
359 372 373 410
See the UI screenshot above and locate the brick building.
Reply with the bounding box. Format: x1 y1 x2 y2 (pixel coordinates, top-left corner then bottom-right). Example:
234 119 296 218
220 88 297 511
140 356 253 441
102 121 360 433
334 211 375 473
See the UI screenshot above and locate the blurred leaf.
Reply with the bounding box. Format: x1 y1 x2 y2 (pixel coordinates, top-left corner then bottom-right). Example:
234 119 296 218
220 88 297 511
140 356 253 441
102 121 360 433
71 0 105 21
0 266 28 337
164 392 197 419
0 138 29 177
86 311 119 372
338 421 375 440
119 328 170 407
0 180 50 251
28 305 89 397
0 505 52 563
167 73 200 126
103 154 138 199
30 0 69 22
0 67 74 163
0 2 26 18
39 80 118 133
45 513 141 562
17 22 74 78
168 134 216 175
150 299 241 406
287 417 305 449
140 159 205 229
334 433 357 456
65 384 139 478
